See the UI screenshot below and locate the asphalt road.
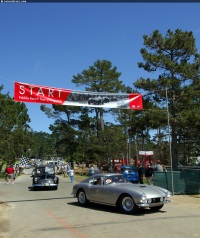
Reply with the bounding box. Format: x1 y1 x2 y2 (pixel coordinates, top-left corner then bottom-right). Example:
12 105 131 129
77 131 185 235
0 169 200 238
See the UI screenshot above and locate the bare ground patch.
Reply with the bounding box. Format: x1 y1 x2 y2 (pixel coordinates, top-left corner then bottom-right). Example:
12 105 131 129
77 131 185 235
0 202 10 238
170 194 200 209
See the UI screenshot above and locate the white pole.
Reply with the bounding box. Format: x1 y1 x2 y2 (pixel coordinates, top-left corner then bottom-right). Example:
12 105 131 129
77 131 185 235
166 87 174 195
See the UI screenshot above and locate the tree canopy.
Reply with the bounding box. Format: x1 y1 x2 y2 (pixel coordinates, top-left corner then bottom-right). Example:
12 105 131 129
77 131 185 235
0 85 31 169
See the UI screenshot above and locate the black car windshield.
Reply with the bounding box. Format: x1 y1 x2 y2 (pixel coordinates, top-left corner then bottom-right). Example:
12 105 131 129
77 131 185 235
36 167 54 175
104 175 130 185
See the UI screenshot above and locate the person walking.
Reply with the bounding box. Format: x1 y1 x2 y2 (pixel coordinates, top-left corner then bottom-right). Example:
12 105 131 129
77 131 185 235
137 163 144 184
95 167 100 174
63 164 69 177
145 163 154 185
89 165 95 176
5 164 15 184
68 166 74 183
12 169 17 182
154 160 163 172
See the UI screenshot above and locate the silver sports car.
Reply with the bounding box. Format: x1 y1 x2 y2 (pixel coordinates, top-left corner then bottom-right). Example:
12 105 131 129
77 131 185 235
72 173 171 214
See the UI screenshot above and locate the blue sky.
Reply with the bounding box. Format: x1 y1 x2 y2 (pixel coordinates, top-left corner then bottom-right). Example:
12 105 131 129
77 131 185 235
1 3 200 133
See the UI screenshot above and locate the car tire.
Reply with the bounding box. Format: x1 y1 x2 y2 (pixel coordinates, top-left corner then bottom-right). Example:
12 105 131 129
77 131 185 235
32 186 37 191
150 204 164 211
119 194 139 214
77 189 88 206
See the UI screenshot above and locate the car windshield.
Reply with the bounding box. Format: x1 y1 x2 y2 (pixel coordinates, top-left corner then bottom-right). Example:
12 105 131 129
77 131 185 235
104 175 130 184
36 167 54 175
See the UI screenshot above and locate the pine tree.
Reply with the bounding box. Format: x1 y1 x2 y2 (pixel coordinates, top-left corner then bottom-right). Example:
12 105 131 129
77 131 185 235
134 29 200 170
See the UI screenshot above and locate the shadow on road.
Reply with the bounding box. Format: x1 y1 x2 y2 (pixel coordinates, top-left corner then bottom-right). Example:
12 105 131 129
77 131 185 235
3 196 73 203
67 201 166 216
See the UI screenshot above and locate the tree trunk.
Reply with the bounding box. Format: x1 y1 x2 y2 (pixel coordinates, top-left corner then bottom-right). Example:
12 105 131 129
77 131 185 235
100 109 104 131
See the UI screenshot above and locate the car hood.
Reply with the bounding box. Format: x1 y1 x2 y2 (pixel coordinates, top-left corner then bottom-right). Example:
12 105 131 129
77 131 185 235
114 183 167 197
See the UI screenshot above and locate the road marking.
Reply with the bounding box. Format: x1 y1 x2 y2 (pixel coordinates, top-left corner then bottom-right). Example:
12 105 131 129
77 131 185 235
47 210 87 238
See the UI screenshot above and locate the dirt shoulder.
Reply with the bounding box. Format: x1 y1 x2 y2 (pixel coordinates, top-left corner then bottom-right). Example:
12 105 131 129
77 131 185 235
169 194 200 209
0 202 10 238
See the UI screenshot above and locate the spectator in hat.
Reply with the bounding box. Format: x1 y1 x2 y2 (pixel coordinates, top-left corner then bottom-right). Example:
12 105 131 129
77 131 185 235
145 163 154 185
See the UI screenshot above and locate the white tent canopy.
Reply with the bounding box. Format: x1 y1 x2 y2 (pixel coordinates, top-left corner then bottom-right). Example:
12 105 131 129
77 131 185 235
139 151 154 156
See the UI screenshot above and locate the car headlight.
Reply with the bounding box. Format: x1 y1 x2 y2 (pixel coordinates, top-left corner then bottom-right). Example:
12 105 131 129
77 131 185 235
140 193 147 203
147 198 152 204
165 191 171 198
34 177 38 182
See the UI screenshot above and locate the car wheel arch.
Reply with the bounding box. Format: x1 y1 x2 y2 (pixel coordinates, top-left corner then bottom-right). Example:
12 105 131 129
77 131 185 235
116 193 132 206
117 193 139 214
55 177 59 184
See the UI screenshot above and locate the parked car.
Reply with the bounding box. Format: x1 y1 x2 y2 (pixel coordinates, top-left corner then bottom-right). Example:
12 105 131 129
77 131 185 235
120 166 139 183
71 173 171 214
25 163 32 169
31 164 59 190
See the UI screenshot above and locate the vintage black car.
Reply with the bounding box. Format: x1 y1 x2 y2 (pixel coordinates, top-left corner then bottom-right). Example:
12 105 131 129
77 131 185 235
31 164 59 190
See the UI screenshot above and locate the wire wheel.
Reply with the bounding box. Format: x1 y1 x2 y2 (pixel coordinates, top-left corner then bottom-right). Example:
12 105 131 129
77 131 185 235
77 189 88 206
120 195 138 214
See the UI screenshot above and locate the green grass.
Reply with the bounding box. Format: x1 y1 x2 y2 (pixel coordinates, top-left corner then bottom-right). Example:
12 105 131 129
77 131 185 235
59 173 89 182
0 172 6 181
75 174 89 182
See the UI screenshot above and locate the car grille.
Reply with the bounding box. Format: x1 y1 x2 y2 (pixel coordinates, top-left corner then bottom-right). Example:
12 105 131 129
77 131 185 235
151 197 163 203
38 179 54 183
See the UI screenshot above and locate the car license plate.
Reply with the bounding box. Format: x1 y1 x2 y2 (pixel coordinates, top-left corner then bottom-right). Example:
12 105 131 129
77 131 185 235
44 183 49 186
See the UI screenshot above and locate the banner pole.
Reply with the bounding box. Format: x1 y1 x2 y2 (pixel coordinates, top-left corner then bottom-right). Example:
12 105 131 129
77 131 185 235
166 87 174 195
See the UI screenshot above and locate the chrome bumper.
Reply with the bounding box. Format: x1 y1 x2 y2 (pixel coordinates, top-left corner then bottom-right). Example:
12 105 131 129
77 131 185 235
137 199 171 208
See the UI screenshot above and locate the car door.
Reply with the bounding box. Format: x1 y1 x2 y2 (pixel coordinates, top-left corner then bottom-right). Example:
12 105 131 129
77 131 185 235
88 176 104 202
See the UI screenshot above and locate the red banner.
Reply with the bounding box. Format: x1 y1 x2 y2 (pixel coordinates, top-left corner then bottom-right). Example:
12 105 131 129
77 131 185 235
14 82 143 110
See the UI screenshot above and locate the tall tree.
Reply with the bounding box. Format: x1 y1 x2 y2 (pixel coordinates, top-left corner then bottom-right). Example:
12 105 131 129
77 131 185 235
134 29 200 170
26 131 57 159
41 104 83 166
72 59 126 134
0 85 31 169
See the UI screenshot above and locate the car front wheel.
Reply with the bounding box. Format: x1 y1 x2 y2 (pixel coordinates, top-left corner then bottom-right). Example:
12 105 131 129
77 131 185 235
77 189 88 206
150 204 164 211
119 194 139 214
53 186 58 190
